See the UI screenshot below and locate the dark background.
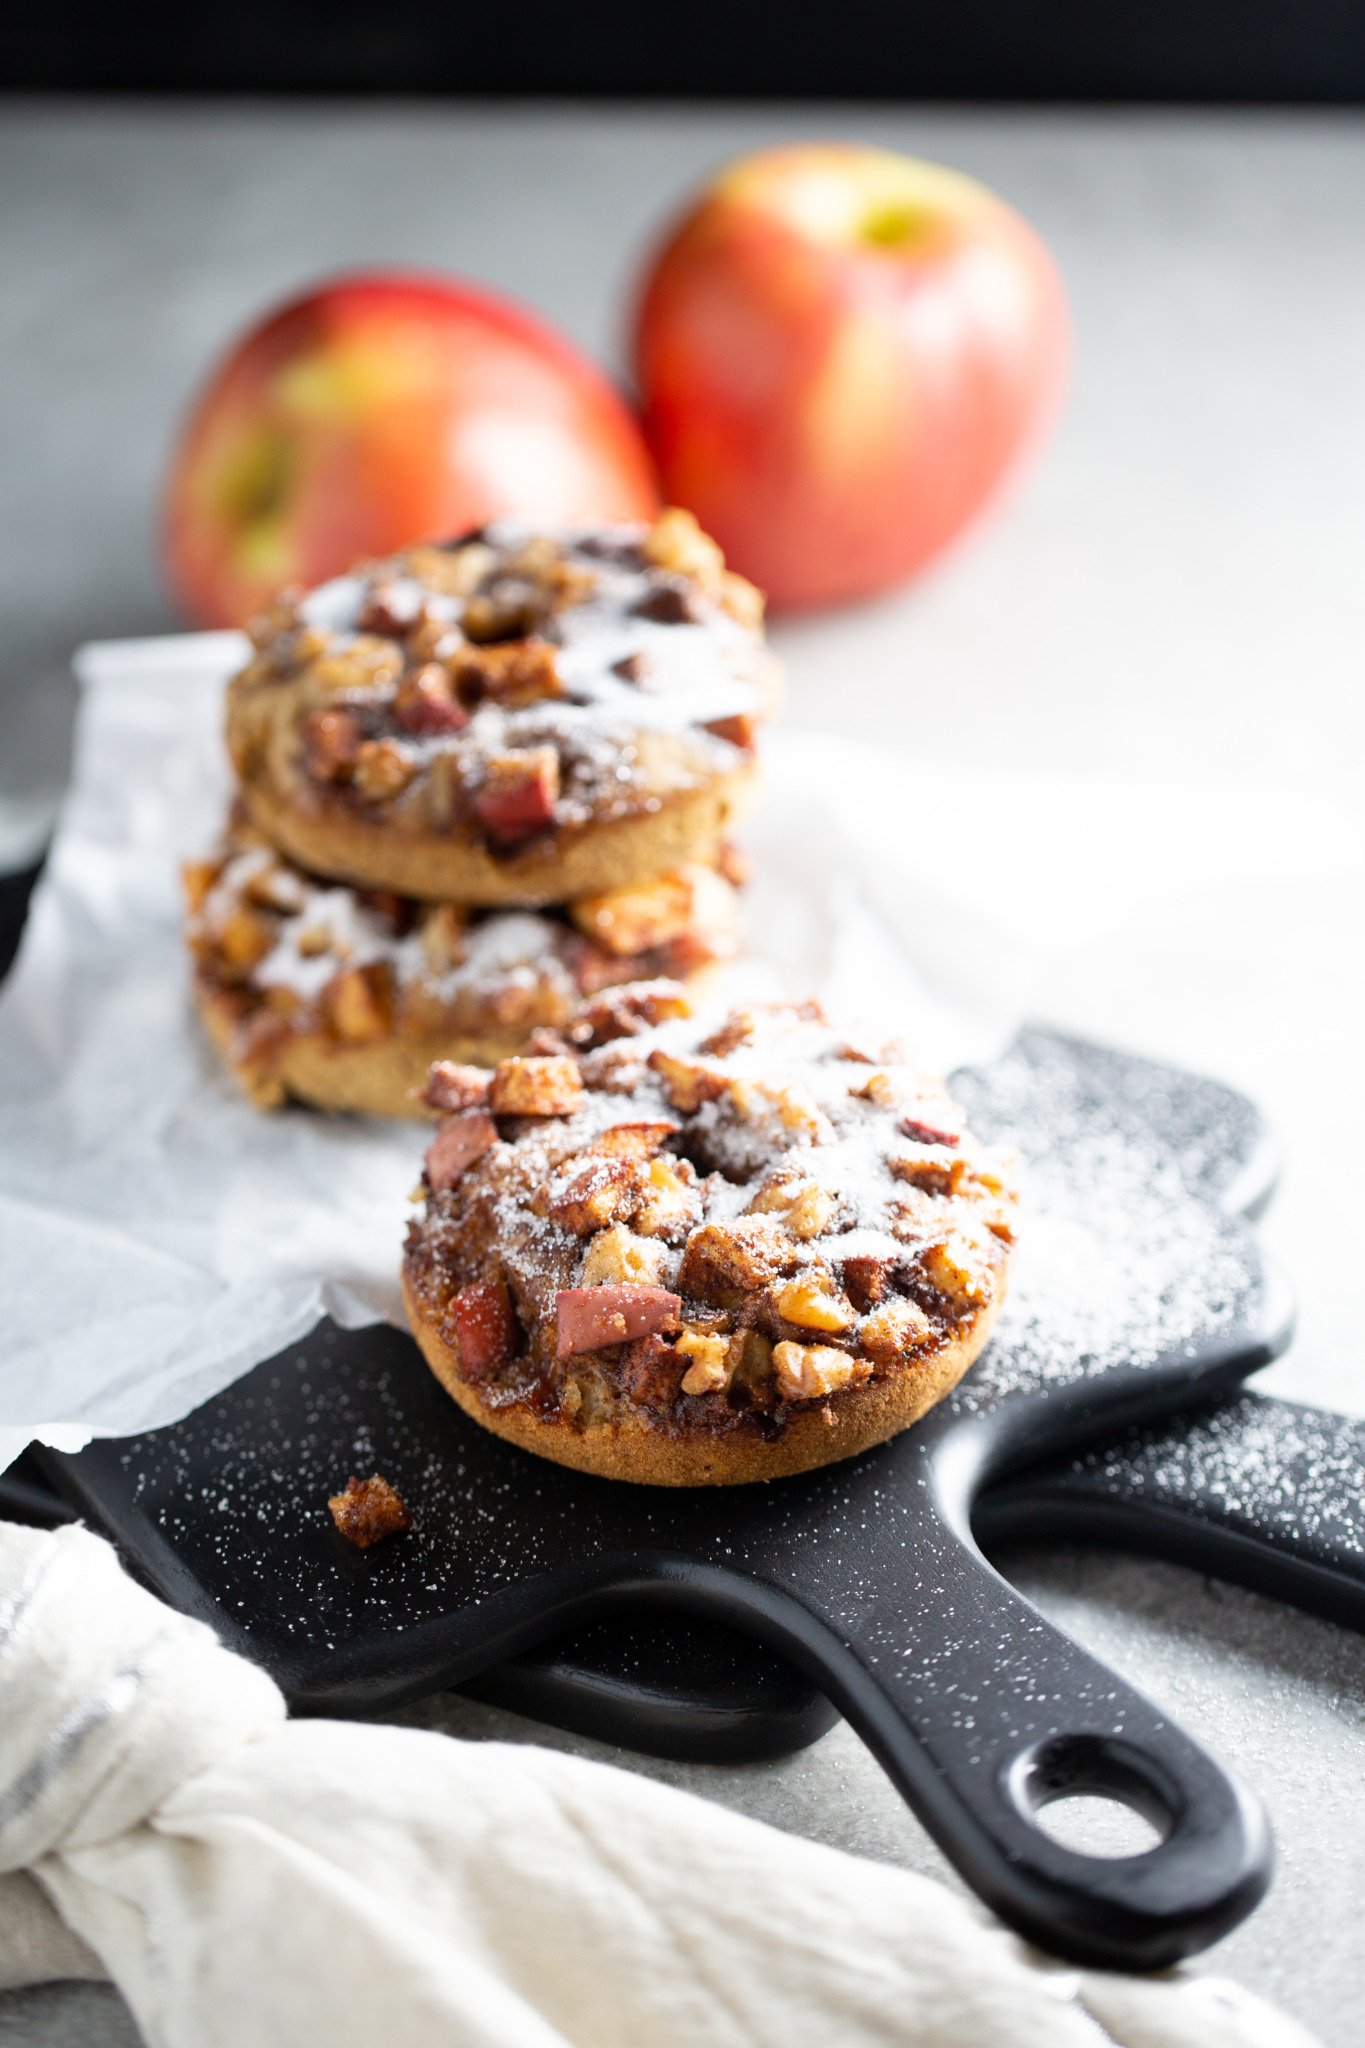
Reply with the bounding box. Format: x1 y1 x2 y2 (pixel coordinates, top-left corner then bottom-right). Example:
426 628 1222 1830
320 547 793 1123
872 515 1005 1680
7 0 1365 100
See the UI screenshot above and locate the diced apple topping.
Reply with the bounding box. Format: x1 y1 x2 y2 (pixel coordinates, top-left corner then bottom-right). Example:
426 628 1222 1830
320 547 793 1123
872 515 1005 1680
556 1284 681 1359
619 1332 685 1405
539 1151 643 1235
728 1079 831 1145
403 541 496 598
302 708 363 781
444 1277 521 1379
182 859 220 915
632 1155 701 1240
571 982 692 1048
452 637 563 709
677 1328 733 1396
699 1010 755 1057
353 738 418 803
358 581 424 638
242 862 307 915
580 1224 668 1288
489 1055 584 1117
216 904 275 972
859 1298 936 1362
473 747 559 844
772 1342 871 1403
325 964 391 1042
745 1170 836 1241
425 1110 499 1192
647 1049 730 1112
840 1252 897 1311
774 1275 856 1333
571 865 726 958
888 1144 968 1198
393 663 469 735
419 903 468 975
420 1062 492 1114
703 713 758 750
677 1216 801 1298
592 1120 680 1157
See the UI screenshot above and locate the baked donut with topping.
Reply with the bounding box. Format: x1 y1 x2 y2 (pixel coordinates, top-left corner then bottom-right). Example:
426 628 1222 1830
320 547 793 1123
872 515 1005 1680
185 814 742 1116
226 510 778 907
402 993 1017 1485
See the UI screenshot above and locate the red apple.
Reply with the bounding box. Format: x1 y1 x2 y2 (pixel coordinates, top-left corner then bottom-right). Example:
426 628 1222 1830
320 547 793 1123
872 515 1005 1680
164 270 659 628
632 144 1069 612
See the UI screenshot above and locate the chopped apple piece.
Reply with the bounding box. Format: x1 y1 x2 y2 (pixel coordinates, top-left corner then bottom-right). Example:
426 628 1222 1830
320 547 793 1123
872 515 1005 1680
424 1110 499 1192
420 1062 492 1114
489 1055 584 1117
556 1284 681 1359
647 1049 729 1112
302 708 362 781
921 1235 993 1308
859 1297 936 1361
444 1276 521 1379
393 663 468 735
632 1156 701 1241
677 1216 800 1298
325 964 391 1042
539 1151 643 1235
473 746 559 843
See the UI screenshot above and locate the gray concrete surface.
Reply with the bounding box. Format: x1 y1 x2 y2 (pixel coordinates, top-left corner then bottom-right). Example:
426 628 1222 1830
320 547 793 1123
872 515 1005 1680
2 100 1364 2045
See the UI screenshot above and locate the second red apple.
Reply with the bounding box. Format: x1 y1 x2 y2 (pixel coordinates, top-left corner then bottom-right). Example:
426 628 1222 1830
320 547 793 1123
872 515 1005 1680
633 143 1069 612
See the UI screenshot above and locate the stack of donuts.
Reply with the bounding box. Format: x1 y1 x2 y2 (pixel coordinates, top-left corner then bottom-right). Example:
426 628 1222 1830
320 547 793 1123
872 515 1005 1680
185 509 780 1118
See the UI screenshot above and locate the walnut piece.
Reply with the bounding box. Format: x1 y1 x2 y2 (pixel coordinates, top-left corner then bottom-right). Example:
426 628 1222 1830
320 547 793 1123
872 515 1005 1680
771 1342 871 1402
745 1170 836 1241
677 1327 733 1395
353 738 418 803
774 1275 856 1334
643 507 726 585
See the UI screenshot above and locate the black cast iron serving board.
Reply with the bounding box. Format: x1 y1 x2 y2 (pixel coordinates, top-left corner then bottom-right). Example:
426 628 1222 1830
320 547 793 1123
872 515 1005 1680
32 1029 1296 1971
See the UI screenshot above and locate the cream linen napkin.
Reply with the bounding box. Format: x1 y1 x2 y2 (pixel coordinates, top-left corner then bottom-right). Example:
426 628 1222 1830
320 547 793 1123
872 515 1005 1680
0 1520 1316 2048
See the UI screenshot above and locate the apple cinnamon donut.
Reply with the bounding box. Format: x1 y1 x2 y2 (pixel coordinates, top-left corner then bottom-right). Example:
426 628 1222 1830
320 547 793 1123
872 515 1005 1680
185 817 742 1117
226 510 778 907
402 994 1017 1485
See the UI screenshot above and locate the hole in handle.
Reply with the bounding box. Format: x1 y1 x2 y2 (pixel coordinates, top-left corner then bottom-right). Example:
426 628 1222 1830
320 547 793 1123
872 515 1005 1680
1007 1733 1180 1861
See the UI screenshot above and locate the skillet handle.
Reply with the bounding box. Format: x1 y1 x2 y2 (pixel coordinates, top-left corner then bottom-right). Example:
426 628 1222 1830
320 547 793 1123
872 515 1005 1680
974 1392 1365 1633
730 1498 1271 1971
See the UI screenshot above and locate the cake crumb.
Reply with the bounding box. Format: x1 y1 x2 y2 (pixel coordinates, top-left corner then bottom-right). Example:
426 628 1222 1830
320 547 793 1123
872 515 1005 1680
328 1473 412 1547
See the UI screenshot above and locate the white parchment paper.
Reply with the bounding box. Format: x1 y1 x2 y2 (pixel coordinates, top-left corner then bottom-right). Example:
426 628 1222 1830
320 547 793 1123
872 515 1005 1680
0 633 1356 1470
